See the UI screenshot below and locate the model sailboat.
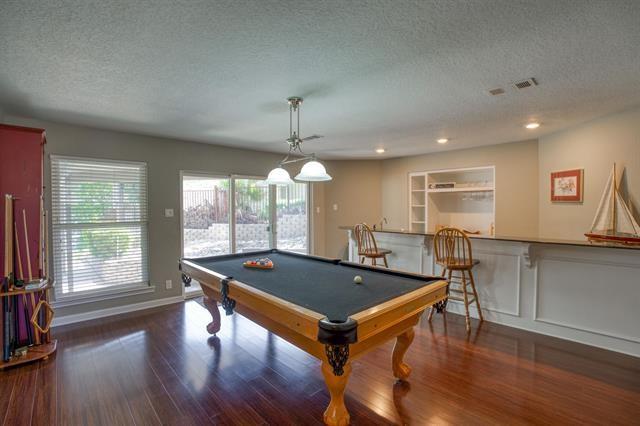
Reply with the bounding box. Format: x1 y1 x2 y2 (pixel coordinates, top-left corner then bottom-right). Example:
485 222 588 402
585 164 640 245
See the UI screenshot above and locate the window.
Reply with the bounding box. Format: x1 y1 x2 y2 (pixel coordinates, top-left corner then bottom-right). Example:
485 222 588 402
51 156 148 300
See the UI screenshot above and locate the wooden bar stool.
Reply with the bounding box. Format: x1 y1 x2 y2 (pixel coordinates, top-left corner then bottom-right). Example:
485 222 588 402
353 223 392 267
428 227 483 332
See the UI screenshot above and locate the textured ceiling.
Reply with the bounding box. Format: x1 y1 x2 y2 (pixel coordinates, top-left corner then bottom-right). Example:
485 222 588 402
1 0 640 159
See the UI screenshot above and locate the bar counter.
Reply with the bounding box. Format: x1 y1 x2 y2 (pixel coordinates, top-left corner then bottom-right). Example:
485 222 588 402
340 226 640 357
338 226 640 250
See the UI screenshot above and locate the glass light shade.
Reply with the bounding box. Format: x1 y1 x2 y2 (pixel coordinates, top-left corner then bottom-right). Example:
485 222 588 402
265 166 293 185
295 160 332 182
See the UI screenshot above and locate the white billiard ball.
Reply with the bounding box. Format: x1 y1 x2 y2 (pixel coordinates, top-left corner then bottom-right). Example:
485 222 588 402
354 275 363 284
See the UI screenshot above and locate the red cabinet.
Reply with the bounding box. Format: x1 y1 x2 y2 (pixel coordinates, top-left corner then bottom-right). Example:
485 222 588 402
0 124 46 280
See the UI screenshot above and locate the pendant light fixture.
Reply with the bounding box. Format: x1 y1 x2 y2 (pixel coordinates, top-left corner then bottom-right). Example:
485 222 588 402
265 97 332 185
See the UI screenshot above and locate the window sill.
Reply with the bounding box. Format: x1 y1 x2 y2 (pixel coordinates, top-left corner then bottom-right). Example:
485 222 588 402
52 284 156 308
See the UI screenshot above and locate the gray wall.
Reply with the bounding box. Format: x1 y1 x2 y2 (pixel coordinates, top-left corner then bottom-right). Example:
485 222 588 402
6 115 286 317
317 160 383 258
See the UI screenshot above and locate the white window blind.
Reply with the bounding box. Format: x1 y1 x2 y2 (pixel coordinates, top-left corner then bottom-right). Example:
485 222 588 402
51 156 148 299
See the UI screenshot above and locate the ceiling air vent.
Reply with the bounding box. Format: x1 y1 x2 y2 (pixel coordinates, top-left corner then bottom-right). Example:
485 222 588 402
513 78 538 90
489 88 505 95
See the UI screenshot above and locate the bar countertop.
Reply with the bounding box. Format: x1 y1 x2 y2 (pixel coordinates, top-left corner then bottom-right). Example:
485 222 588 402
339 226 640 251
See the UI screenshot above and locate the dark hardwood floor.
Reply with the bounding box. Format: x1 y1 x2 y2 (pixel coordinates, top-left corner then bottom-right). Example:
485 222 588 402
1 299 639 425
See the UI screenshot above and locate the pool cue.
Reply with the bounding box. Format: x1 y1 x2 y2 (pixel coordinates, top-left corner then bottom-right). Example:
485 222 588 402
44 210 49 279
22 294 33 345
2 277 9 361
43 210 51 343
23 209 33 282
3 196 12 360
40 146 44 276
14 225 24 281
4 195 14 282
10 291 16 355
13 220 25 361
16 223 35 346
6 201 16 352
22 209 43 344
39 197 43 277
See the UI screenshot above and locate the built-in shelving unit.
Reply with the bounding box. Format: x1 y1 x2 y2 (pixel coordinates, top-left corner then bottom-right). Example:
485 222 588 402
409 166 495 235
409 173 427 233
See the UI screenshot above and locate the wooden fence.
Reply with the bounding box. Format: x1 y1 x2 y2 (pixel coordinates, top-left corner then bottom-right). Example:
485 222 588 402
183 184 306 228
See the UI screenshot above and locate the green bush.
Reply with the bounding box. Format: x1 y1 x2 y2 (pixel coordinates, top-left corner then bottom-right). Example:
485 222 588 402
71 181 133 260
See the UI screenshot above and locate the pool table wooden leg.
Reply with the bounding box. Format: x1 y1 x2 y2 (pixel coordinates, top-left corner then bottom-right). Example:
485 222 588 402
201 287 221 335
392 328 415 381
321 360 352 426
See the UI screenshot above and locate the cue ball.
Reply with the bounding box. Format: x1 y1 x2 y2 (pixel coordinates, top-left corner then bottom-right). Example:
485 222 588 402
354 275 363 284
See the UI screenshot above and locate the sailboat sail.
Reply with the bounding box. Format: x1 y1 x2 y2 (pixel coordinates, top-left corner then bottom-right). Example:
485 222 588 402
586 164 640 244
589 169 614 233
614 190 640 235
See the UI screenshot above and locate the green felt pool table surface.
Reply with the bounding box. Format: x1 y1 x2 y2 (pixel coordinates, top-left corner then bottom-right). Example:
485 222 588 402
183 249 442 322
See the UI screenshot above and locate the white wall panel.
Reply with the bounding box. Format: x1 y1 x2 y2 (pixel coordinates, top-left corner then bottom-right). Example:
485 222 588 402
473 250 520 316
535 255 640 343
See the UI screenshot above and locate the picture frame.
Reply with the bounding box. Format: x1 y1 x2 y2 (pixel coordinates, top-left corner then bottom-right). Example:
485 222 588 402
550 169 583 203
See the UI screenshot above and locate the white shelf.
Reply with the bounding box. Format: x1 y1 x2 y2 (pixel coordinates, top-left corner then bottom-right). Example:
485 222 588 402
409 172 428 233
427 186 494 193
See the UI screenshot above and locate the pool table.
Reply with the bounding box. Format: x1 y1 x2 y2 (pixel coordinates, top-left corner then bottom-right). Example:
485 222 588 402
179 249 448 425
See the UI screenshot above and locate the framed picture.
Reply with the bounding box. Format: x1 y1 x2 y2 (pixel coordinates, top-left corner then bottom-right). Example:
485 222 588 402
551 169 583 202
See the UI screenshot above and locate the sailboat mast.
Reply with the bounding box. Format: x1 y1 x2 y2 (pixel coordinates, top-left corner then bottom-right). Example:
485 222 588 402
612 163 617 234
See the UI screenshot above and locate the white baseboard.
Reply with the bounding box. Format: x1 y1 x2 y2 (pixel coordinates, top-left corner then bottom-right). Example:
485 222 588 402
52 296 184 327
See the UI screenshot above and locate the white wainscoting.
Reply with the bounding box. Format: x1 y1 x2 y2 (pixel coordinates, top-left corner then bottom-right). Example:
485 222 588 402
472 249 521 316
534 248 640 344
345 230 640 357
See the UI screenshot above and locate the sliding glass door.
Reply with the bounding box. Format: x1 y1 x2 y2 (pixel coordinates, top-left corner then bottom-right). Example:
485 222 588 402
181 174 309 257
233 178 271 252
181 174 231 257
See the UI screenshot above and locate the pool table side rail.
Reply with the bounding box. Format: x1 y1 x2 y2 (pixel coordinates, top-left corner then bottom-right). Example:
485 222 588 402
351 280 448 340
338 260 445 281
180 258 324 342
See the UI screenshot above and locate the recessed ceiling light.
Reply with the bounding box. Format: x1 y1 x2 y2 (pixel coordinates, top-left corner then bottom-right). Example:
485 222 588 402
525 122 540 129
375 148 385 154
437 138 448 144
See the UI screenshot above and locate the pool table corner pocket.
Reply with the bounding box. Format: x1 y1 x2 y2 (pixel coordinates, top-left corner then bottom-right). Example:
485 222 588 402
318 317 358 376
220 278 237 315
